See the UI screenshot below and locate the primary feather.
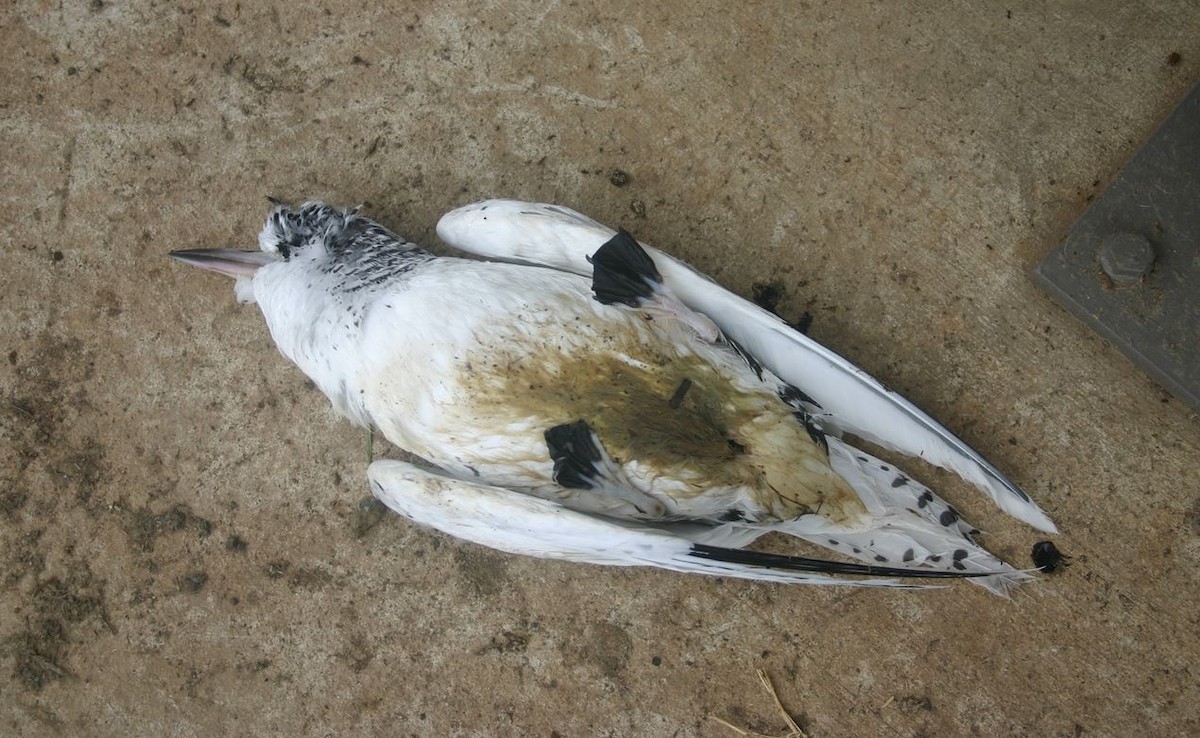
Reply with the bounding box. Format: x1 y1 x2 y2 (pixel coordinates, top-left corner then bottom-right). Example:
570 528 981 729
368 460 934 589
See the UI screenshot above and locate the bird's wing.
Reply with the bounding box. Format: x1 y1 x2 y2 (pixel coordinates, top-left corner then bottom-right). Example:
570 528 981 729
436 199 1056 533
368 459 948 588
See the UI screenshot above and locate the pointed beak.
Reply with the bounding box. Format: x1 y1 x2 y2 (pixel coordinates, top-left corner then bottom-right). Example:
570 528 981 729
169 249 277 278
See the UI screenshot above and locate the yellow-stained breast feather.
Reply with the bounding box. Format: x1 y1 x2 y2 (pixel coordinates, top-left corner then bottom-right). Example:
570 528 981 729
409 268 867 526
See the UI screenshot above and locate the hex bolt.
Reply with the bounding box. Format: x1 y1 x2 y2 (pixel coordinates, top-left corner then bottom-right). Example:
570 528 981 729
1098 232 1155 285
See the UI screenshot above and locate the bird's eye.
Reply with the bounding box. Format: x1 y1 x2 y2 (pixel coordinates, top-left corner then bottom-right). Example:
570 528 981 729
277 233 305 259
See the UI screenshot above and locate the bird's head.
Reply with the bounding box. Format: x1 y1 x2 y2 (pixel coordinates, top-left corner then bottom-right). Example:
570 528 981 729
258 198 359 259
170 198 359 303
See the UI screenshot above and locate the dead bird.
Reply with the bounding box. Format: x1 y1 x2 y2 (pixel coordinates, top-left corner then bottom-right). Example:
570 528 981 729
171 198 1056 595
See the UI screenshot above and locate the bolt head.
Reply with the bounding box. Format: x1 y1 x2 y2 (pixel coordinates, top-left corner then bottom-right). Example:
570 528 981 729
1099 232 1155 285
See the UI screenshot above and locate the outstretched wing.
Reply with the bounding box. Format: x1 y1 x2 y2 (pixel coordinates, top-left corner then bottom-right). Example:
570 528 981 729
368 460 952 588
436 199 1056 533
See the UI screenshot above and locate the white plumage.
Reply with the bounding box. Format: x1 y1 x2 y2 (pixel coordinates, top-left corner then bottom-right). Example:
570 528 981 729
436 200 1057 534
171 198 1056 596
368 460 923 589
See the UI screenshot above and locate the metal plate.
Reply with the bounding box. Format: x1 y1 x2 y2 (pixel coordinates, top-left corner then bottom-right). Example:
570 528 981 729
1034 82 1200 413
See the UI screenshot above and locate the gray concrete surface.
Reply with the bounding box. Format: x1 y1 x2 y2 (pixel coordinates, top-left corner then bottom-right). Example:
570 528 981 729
3 1 1198 735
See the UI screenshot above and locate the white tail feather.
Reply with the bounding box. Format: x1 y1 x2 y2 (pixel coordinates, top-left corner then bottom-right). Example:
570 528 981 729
759 438 1033 596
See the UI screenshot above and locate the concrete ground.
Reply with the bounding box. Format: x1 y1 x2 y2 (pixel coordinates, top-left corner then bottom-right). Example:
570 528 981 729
2 1 1198 735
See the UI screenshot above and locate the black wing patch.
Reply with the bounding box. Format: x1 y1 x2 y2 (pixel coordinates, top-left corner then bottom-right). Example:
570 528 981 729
544 419 603 490
590 229 662 307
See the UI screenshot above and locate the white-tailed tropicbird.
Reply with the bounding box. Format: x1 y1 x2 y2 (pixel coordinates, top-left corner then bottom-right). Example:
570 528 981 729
171 199 1056 595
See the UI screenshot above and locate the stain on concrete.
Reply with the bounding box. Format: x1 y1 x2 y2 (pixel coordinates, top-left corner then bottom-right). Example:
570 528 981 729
125 504 213 552
9 566 110 691
352 496 389 538
571 622 633 678
453 546 511 598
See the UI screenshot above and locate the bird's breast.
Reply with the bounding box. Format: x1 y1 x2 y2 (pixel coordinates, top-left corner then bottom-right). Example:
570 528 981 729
355 262 866 525
471 318 757 486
